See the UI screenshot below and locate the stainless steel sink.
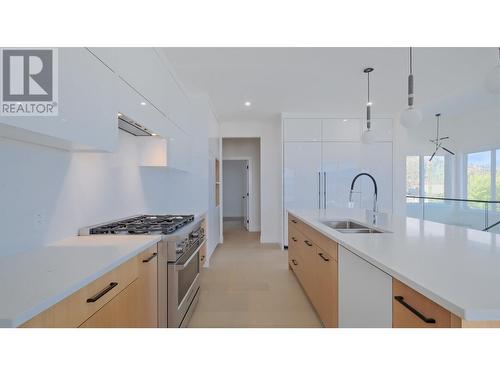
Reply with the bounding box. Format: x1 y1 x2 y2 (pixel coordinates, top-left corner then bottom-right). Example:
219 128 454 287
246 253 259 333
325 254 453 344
322 220 386 234
335 228 384 234
323 220 367 230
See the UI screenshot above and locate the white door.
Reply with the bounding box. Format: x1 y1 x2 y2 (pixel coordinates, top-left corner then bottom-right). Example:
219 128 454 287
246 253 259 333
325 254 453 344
283 142 322 245
338 245 392 327
243 161 250 230
322 142 362 209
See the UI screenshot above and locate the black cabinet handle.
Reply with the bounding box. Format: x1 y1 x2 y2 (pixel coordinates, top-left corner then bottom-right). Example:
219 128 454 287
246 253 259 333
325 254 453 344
394 296 436 324
142 252 158 263
318 253 329 262
292 259 298 266
87 282 118 303
291 237 297 242
304 240 313 247
291 219 298 224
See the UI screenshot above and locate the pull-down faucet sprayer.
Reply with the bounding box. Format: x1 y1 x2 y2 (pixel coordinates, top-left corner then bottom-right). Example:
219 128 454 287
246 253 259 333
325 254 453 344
349 173 378 213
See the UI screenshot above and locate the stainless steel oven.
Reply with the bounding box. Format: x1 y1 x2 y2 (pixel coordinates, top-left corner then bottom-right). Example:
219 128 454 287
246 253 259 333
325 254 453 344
158 223 205 328
167 239 201 327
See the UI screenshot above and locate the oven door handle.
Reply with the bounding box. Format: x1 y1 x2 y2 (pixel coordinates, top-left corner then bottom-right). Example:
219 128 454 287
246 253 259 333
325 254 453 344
174 247 200 271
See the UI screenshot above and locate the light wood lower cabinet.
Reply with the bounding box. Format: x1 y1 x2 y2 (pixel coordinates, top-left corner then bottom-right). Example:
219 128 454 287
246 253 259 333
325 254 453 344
136 246 158 328
22 245 159 328
315 248 338 327
288 214 338 327
392 279 453 328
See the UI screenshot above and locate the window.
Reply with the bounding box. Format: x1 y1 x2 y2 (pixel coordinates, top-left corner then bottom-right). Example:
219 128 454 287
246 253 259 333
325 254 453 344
497 150 500 201
424 155 445 198
406 156 420 199
467 151 491 208
406 155 448 202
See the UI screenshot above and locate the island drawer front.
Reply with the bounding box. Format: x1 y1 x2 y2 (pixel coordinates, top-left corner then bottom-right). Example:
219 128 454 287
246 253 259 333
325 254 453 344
21 254 139 328
288 225 302 266
392 279 451 328
288 214 338 260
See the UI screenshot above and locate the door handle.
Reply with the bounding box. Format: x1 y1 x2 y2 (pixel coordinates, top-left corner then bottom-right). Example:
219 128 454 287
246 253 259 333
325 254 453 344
323 171 327 209
87 282 118 303
292 259 298 266
394 296 436 324
318 172 321 209
318 252 329 262
304 240 313 247
142 252 158 263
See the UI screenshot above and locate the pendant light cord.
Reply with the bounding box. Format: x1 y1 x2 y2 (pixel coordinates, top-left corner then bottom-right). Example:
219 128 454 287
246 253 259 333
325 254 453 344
367 71 370 103
409 47 413 74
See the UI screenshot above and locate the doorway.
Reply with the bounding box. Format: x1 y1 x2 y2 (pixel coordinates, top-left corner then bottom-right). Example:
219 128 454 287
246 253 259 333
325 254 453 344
222 159 250 231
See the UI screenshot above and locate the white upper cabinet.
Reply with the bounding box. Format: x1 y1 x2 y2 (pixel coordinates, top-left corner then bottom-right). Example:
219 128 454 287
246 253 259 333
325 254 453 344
89 47 193 135
0 48 119 152
369 118 393 142
322 119 361 142
283 118 322 142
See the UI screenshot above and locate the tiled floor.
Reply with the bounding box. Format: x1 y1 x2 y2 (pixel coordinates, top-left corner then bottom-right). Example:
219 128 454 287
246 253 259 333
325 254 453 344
188 220 322 327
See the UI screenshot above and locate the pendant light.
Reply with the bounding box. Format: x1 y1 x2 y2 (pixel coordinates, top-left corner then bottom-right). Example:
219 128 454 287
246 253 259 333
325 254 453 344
429 113 455 161
485 47 500 94
400 47 423 128
361 67 375 144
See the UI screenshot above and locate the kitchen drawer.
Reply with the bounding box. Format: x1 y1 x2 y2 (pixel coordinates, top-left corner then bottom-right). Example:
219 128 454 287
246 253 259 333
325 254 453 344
288 214 303 234
302 224 338 261
288 229 304 273
392 279 451 328
21 255 139 328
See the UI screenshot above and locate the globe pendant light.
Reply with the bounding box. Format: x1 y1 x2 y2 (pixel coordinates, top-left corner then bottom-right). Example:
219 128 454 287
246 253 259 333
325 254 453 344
485 47 500 94
361 67 375 144
400 47 423 128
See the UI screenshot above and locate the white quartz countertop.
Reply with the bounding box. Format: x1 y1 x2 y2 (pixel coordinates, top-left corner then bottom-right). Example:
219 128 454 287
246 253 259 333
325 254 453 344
0 235 161 327
288 207 500 321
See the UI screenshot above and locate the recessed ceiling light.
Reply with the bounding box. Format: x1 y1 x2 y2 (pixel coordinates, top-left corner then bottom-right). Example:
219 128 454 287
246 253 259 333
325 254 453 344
244 101 251 107
117 112 123 117
151 133 157 136
140 102 147 106
367 101 373 106
343 119 348 122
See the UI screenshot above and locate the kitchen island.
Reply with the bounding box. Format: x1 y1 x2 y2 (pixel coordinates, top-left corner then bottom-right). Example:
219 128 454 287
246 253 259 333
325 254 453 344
287 207 500 328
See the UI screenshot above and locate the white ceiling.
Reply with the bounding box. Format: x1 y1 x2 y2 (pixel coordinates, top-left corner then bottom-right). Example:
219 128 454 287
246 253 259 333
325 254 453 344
162 47 499 123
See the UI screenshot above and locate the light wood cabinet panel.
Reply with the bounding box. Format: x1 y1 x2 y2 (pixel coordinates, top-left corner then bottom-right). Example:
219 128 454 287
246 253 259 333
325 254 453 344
299 237 320 308
392 279 451 328
315 249 338 328
80 280 141 328
21 256 138 328
136 246 158 328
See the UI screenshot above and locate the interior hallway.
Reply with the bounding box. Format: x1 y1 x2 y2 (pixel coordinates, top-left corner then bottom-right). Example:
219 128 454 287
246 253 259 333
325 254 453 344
188 221 322 327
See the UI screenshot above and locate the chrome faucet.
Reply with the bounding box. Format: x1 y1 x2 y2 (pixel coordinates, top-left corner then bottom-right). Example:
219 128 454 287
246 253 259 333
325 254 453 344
349 173 378 213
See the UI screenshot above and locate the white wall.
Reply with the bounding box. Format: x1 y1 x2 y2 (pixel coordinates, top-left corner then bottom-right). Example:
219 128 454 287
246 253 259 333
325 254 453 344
221 120 282 243
0 94 221 257
222 138 260 232
222 160 246 217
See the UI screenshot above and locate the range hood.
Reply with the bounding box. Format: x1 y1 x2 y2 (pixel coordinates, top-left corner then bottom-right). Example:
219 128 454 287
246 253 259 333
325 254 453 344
118 113 156 136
